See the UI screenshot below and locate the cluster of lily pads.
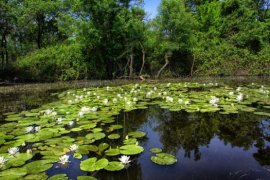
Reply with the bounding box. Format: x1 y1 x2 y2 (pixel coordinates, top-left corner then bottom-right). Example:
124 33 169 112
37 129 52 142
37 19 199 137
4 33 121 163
0 82 269 179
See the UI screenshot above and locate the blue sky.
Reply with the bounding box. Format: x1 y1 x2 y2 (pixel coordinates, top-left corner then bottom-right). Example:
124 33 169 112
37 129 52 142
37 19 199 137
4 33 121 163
144 0 161 19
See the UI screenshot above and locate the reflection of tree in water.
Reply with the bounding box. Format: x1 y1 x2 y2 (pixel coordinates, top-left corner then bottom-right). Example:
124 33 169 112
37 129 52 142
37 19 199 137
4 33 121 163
152 108 219 160
150 106 270 163
216 113 262 150
253 119 270 166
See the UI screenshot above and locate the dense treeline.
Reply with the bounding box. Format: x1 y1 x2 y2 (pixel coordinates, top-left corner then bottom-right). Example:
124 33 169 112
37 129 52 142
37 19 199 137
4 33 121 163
0 0 270 81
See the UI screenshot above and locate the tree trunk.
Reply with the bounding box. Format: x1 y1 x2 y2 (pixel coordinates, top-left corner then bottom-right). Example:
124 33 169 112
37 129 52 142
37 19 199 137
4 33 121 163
190 54 195 77
129 52 134 79
156 55 169 79
139 42 145 75
37 13 45 49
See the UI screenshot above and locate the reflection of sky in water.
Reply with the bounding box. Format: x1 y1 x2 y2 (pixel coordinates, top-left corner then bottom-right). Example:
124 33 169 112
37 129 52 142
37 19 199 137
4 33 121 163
45 108 270 180
47 153 88 179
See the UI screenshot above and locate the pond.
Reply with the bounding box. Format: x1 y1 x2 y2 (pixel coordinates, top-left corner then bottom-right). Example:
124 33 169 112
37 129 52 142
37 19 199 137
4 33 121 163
0 81 270 180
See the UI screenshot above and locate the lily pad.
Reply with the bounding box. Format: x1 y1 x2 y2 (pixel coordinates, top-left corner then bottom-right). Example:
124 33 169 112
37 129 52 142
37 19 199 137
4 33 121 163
128 131 146 138
77 176 97 180
104 161 124 171
80 158 109 172
151 153 177 165
108 133 120 140
105 148 121 156
150 148 162 153
24 160 53 174
120 145 144 155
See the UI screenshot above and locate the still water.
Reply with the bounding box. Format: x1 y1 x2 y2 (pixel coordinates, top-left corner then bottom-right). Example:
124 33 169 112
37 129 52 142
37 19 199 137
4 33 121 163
43 106 270 180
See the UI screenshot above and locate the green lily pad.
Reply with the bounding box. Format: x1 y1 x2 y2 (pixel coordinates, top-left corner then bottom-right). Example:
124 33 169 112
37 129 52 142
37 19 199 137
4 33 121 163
151 153 177 165
0 167 27 179
120 145 144 155
24 173 48 180
128 131 146 138
80 158 109 172
77 176 97 180
24 160 53 174
108 133 120 140
86 132 105 140
104 161 124 171
150 148 162 153
98 143 109 152
105 148 121 156
48 174 68 180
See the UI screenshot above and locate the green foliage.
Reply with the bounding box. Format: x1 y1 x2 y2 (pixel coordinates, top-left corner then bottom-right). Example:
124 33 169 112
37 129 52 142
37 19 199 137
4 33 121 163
17 43 87 81
1 0 270 80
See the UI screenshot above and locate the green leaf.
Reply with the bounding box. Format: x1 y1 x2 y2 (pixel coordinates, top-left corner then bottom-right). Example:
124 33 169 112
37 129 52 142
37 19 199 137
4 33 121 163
48 174 68 180
151 153 177 165
104 161 124 171
120 145 144 155
24 160 53 174
128 131 146 138
105 148 120 156
150 148 162 153
108 133 120 140
77 176 97 180
80 158 108 172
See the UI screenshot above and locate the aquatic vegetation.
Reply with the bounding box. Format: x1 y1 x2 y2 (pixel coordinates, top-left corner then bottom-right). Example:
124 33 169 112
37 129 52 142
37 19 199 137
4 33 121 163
8 147 19 155
0 157 7 167
0 82 269 179
119 155 131 165
58 155 70 165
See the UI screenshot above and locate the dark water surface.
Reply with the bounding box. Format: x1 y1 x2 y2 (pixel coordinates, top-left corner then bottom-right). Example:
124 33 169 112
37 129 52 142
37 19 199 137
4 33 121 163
44 106 270 180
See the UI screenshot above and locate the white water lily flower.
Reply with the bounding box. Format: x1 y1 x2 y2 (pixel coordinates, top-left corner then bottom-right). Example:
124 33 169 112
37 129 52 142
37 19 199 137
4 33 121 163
8 147 19 155
96 96 100 100
103 99 109 104
106 86 110 90
119 155 131 165
229 92 234 96
185 100 190 105
69 121 74 127
237 93 244 102
78 111 84 117
25 126 34 133
26 149 32 154
178 98 183 103
81 107 90 112
57 117 63 123
154 87 157 91
146 92 152 97
91 107 97 112
236 87 241 92
165 96 173 102
209 96 219 107
51 112 57 116
133 98 138 102
126 101 132 106
69 144 79 151
35 126 41 132
58 155 70 165
0 156 8 167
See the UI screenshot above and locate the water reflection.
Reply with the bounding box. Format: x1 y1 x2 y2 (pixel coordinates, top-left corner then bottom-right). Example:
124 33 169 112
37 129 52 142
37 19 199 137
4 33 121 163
116 106 270 180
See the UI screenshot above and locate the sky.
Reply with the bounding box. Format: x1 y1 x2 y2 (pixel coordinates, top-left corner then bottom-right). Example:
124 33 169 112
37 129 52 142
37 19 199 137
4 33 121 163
143 0 161 19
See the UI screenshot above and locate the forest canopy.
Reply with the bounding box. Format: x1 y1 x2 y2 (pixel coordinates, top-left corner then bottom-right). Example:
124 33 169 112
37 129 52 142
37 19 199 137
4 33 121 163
1 0 270 81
